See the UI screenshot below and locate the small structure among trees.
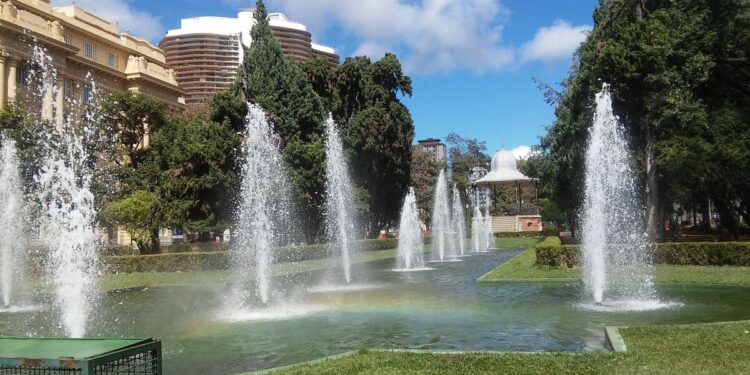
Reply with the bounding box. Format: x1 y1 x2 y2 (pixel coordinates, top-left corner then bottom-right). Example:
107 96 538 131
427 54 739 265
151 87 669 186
471 149 542 233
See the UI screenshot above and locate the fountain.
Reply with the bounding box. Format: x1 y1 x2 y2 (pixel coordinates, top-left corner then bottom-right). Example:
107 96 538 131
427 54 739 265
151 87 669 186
395 188 426 270
323 116 357 283
25 44 99 338
431 170 455 261
0 138 26 309
228 103 293 309
581 84 659 308
483 204 494 250
451 186 467 255
471 206 484 252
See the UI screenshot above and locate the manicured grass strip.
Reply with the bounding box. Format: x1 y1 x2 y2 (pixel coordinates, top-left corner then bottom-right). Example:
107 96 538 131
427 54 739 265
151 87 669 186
493 237 541 249
261 320 750 375
477 247 578 282
478 247 750 286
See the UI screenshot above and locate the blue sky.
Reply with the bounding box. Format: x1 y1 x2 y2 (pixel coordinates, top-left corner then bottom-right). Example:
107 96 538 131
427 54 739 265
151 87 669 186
51 0 599 157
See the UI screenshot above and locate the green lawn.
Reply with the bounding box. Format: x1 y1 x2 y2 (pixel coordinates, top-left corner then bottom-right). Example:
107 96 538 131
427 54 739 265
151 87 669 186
493 237 541 249
262 320 750 374
478 247 750 286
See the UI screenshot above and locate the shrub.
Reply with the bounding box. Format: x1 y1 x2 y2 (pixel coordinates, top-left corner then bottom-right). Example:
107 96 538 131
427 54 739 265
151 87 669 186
535 237 579 268
534 240 750 267
104 238 401 273
542 226 561 237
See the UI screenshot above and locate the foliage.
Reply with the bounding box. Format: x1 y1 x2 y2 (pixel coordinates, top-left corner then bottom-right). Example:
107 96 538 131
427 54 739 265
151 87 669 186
534 240 750 267
534 0 750 238
409 147 440 222
332 54 415 235
445 133 490 203
146 115 241 233
102 190 159 253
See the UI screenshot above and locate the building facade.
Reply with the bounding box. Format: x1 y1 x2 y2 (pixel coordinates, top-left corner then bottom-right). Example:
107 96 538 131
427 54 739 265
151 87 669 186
0 0 184 123
160 10 339 105
417 138 447 163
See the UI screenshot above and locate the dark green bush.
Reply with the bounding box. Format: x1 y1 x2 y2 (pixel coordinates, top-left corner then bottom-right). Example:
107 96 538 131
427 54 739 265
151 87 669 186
534 239 750 267
542 226 561 237
494 232 543 239
104 238 401 273
654 242 750 266
100 245 136 256
163 242 228 253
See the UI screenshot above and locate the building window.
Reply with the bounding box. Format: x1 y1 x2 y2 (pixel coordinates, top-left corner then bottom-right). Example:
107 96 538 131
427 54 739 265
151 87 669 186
63 34 72 44
83 43 96 60
107 52 118 68
63 80 72 98
16 65 28 86
81 83 93 104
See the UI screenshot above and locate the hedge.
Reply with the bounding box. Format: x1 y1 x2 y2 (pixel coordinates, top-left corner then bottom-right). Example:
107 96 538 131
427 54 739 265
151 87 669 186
535 238 750 267
104 238 401 273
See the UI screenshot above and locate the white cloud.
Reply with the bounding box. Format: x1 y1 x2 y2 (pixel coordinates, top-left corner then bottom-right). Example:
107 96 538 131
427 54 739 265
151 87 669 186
511 145 532 160
521 20 591 63
273 0 514 74
50 0 164 42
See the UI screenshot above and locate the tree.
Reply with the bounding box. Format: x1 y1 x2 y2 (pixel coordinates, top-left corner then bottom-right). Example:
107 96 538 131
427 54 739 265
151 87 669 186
410 147 441 223
102 190 159 253
232 0 328 241
331 54 414 235
534 0 750 238
445 133 490 202
146 115 241 234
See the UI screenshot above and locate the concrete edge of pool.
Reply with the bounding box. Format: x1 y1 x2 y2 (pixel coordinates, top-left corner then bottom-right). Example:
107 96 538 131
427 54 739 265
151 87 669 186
242 326 629 375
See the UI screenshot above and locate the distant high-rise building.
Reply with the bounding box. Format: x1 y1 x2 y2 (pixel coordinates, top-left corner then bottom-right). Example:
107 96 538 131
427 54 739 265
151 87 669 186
159 10 338 105
417 138 447 163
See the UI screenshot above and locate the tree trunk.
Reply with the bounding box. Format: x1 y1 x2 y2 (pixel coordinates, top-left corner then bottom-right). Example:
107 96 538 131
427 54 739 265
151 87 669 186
713 197 739 240
700 199 711 231
644 126 662 240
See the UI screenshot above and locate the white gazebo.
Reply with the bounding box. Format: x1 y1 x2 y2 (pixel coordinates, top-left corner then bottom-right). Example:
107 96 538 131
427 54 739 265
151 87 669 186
471 149 542 233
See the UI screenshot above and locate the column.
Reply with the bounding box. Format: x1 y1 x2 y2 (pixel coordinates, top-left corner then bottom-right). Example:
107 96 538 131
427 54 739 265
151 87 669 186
7 57 16 104
55 75 64 128
0 52 7 111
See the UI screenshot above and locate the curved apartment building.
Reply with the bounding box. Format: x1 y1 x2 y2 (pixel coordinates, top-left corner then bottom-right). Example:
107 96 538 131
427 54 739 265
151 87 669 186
160 11 338 105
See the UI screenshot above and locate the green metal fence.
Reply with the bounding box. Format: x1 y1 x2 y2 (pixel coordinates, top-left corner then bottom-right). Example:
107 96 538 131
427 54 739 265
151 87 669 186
0 337 161 375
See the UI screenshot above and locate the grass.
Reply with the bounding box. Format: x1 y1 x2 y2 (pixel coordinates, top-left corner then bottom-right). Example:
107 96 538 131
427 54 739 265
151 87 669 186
492 237 540 249
262 320 750 374
478 247 750 286
477 247 578 282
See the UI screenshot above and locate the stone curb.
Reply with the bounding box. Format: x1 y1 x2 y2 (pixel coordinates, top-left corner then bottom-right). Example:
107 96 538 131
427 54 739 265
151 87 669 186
605 326 628 352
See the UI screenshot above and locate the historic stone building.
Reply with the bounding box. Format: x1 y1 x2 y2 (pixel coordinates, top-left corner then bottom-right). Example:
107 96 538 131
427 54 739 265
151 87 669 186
0 0 184 125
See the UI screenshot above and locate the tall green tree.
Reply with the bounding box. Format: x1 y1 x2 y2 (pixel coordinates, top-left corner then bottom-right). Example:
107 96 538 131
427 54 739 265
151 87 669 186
332 54 415 235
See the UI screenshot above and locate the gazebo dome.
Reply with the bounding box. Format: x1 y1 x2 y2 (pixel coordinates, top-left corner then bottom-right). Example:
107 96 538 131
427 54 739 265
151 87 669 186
472 148 535 186
491 149 518 172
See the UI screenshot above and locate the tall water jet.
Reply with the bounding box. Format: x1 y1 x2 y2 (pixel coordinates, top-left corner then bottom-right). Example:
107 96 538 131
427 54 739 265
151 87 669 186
431 170 453 261
471 207 483 252
30 44 98 338
395 188 425 270
451 186 466 255
0 138 26 308
324 116 358 283
581 84 656 306
230 103 292 307
483 205 494 250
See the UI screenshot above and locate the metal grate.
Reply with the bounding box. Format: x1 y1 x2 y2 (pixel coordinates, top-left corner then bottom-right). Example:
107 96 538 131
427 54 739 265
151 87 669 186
0 366 81 374
93 349 159 375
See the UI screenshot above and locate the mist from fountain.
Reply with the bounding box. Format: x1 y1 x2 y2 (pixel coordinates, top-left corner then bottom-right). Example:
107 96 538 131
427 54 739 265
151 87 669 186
323 116 357 283
228 103 293 310
395 188 426 270
483 205 494 250
431 170 454 261
471 207 483 252
27 44 99 338
581 84 658 309
451 186 466 255
0 138 26 309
